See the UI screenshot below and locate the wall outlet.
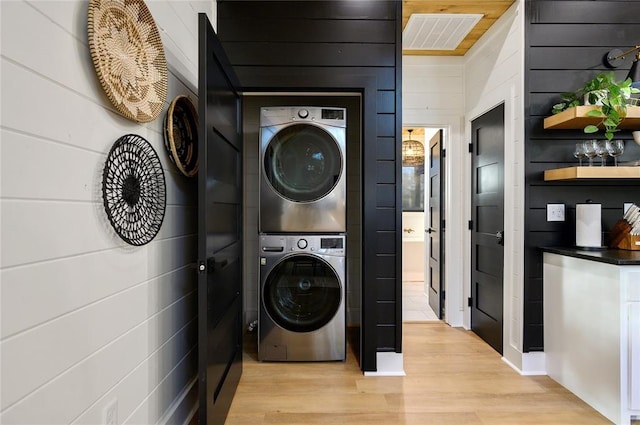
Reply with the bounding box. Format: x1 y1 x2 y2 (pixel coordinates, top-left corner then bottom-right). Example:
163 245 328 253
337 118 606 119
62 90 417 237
103 399 118 425
547 204 565 222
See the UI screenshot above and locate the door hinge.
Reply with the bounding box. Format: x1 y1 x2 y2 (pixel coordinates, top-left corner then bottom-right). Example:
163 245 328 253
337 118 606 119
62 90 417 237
468 142 473 153
442 219 445 230
442 148 446 158
442 290 446 300
468 297 473 307
468 220 473 230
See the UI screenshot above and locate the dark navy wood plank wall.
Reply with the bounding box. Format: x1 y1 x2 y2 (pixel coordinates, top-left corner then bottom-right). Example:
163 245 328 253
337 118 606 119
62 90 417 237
525 0 640 351
217 0 402 371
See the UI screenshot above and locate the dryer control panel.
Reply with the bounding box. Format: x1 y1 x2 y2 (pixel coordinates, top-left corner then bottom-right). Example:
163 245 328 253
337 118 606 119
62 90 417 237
260 106 346 128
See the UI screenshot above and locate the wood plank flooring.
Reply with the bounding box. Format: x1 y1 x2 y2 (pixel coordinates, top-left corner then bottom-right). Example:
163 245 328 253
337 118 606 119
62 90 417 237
221 323 631 424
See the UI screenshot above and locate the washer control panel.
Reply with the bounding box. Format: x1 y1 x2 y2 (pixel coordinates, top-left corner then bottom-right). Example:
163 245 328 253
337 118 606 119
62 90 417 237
260 235 345 256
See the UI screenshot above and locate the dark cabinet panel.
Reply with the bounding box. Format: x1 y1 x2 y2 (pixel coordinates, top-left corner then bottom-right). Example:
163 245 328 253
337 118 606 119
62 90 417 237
219 19 395 43
223 42 395 67
376 185 396 208
376 325 396 350
232 66 396 91
376 137 396 161
376 232 396 254
531 1 639 23
219 1 396 20
529 24 638 46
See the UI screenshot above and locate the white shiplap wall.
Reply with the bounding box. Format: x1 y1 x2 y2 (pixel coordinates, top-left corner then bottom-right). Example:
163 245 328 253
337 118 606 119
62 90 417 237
402 55 466 327
402 1 527 369
0 1 215 424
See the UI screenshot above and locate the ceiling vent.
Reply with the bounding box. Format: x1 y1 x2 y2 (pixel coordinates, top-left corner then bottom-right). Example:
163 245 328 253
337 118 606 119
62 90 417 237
403 13 483 50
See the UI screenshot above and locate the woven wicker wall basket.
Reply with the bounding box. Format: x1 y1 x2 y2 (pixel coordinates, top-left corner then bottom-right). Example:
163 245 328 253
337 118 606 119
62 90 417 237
102 134 166 246
163 95 199 177
88 0 168 123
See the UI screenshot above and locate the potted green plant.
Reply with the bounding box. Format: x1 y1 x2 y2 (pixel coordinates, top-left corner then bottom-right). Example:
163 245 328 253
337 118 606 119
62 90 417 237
551 72 640 140
584 72 639 140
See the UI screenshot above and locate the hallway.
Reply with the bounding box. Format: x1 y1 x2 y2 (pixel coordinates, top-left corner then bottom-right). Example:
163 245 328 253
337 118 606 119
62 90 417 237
403 280 439 322
222 323 617 424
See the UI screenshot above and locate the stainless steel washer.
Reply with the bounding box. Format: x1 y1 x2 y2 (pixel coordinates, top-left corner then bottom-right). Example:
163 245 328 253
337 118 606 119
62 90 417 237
259 107 346 233
259 234 346 361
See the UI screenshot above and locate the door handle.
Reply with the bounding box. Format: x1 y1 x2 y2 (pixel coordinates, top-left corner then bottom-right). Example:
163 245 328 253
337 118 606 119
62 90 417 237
427 228 435 234
495 230 504 245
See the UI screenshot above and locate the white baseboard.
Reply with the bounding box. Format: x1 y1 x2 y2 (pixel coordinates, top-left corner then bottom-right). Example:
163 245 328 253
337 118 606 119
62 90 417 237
503 352 546 376
364 352 406 376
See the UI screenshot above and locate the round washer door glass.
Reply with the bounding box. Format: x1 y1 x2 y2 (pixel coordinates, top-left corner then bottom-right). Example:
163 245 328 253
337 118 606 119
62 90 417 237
263 254 342 333
264 124 342 202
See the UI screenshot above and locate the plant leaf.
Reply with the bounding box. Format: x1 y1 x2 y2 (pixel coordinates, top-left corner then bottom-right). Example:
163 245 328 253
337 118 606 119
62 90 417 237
585 109 604 117
584 125 599 133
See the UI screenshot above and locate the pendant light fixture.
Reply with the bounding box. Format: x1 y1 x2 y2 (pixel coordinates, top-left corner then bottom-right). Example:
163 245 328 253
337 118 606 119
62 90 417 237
402 129 425 166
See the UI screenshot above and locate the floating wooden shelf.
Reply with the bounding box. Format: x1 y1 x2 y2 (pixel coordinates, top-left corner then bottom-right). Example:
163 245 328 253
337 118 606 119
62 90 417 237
544 166 640 181
543 106 640 130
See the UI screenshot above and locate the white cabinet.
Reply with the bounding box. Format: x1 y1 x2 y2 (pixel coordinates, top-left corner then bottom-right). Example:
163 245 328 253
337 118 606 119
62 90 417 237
630 296 640 411
543 252 640 425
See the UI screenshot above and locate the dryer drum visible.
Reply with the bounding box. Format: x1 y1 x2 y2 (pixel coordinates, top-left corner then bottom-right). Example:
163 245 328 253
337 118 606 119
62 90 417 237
264 124 341 202
259 107 347 233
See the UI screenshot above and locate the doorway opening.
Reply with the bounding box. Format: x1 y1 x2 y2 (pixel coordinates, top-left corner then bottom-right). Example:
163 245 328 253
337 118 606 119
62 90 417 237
242 92 364 364
401 126 443 323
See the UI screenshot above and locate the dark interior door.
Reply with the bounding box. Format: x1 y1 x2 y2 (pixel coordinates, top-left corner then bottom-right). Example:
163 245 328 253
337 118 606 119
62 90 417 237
428 130 444 318
198 14 243 425
470 104 504 355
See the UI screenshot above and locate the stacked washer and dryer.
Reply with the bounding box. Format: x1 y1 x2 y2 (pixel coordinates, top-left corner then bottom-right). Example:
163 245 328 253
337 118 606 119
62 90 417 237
258 106 347 361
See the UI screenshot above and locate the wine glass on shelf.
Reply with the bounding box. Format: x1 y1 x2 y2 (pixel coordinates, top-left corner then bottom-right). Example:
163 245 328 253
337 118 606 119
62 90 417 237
606 140 624 166
582 140 597 166
594 140 609 166
573 143 586 166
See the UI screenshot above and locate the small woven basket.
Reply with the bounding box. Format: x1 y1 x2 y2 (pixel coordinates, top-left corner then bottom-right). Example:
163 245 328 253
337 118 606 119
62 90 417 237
163 95 199 177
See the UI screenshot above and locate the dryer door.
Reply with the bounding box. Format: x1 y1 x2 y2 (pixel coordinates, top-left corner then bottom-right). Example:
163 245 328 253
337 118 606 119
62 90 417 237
264 124 342 202
263 254 342 333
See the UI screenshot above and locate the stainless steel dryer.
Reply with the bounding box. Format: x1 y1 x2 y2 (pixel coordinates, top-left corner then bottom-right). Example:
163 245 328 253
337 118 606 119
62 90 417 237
259 106 346 233
259 234 345 361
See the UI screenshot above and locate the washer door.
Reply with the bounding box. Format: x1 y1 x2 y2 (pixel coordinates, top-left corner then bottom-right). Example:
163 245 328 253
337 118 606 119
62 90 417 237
264 124 342 202
263 254 342 333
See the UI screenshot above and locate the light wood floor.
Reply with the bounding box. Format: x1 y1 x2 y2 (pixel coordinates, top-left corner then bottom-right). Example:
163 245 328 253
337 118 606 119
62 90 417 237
222 323 630 424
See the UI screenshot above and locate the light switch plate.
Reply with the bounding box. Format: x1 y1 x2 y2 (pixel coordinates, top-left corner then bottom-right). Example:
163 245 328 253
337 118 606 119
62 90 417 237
624 203 634 214
547 204 565 222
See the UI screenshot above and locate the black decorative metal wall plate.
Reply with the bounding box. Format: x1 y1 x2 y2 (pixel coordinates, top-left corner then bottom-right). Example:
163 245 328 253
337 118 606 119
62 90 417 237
102 134 166 246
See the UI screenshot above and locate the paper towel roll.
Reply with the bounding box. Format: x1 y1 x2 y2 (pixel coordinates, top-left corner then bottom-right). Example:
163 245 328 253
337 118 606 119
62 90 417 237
576 203 602 248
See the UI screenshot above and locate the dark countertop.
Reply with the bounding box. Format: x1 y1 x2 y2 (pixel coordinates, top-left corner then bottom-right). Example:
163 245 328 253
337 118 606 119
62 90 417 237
542 247 640 266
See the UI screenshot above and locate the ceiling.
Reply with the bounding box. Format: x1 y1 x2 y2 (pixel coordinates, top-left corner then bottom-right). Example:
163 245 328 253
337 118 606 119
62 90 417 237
402 0 516 56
